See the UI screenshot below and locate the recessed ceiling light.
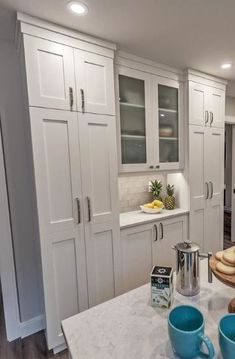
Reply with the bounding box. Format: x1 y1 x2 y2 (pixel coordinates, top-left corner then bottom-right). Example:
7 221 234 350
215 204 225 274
67 1 88 15
221 63 232 69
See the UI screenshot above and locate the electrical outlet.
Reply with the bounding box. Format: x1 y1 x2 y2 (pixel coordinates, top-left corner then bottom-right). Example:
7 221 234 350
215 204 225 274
148 181 152 192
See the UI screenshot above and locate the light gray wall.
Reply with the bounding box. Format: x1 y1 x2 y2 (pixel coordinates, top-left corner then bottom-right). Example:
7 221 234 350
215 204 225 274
0 39 44 322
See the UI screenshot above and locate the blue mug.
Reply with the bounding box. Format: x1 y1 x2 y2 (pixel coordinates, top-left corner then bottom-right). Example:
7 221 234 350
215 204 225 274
219 314 235 359
168 305 215 359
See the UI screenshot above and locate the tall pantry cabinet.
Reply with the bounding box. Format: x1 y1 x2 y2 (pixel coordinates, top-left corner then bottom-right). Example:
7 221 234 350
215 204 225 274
187 70 226 254
17 13 120 352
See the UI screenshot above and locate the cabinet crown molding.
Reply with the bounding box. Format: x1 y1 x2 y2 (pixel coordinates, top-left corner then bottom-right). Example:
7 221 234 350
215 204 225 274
116 50 184 82
16 12 116 58
186 68 227 91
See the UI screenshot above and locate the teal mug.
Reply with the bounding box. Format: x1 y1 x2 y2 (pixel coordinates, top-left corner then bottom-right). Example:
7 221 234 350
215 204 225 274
168 305 215 359
219 314 235 359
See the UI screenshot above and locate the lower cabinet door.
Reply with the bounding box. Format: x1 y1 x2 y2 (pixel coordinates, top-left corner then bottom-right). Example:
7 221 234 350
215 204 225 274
29 108 88 350
152 215 188 270
78 113 121 307
120 223 154 293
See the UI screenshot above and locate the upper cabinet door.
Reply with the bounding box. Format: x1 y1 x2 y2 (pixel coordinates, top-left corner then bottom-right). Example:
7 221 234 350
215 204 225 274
189 82 208 126
117 67 153 172
74 50 115 115
209 88 225 128
23 35 76 111
154 77 181 170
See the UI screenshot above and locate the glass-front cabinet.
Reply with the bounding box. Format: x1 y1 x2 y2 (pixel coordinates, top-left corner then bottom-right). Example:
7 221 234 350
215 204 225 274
118 66 182 172
118 67 152 171
157 80 180 167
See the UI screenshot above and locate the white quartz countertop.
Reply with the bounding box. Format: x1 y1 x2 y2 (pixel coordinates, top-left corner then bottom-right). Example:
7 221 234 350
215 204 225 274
120 208 189 229
62 260 234 359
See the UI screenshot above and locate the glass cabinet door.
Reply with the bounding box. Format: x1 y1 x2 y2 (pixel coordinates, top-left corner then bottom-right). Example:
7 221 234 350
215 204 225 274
119 75 146 164
158 84 179 164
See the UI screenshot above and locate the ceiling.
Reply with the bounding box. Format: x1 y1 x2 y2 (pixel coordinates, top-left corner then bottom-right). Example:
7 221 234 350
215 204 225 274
1 0 235 85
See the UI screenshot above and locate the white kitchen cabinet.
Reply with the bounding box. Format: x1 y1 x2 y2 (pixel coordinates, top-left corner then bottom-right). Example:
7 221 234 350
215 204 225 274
19 17 119 352
120 214 188 293
29 108 88 350
117 65 184 172
78 113 120 306
189 125 224 253
152 215 188 269
189 81 224 128
23 35 76 111
120 223 154 293
29 108 120 350
117 67 153 172
74 50 115 115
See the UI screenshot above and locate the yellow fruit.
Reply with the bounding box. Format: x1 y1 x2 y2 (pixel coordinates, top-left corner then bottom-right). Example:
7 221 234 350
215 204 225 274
144 203 154 209
153 200 164 208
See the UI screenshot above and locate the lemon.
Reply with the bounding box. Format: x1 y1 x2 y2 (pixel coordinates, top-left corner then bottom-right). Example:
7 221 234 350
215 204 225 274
153 199 164 208
144 203 154 209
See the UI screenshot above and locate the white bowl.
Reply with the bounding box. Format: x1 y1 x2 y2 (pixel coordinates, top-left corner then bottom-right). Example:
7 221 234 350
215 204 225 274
140 205 164 214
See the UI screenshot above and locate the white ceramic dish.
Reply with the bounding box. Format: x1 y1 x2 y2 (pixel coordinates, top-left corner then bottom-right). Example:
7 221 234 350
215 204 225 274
140 205 164 214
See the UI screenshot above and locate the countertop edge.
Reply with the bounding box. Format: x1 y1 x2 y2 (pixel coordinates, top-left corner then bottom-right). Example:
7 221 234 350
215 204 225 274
119 209 189 229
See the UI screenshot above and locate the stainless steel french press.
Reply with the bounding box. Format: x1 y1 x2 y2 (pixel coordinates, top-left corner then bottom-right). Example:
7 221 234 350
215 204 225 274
172 240 213 296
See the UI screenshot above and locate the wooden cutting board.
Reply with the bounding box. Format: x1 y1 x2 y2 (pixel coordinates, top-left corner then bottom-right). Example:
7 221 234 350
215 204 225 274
209 255 235 289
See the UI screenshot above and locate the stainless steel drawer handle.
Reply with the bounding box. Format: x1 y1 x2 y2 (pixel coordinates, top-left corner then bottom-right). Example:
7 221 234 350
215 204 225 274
86 196 91 222
76 197 81 224
205 110 209 124
209 181 213 199
210 112 213 125
80 89 85 113
205 182 209 200
160 222 163 240
149 165 154 169
69 87 74 111
154 224 158 241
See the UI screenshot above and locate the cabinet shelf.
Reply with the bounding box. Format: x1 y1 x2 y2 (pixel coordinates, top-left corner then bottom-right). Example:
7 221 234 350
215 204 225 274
159 137 178 141
159 108 178 114
121 134 145 140
120 102 145 109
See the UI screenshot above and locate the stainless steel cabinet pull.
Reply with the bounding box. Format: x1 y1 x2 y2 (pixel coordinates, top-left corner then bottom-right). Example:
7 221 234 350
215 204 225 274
210 112 213 125
69 87 74 111
209 181 213 199
160 222 163 239
80 89 85 113
205 182 209 199
86 196 91 222
76 197 81 224
154 224 158 241
205 110 209 124
149 165 154 169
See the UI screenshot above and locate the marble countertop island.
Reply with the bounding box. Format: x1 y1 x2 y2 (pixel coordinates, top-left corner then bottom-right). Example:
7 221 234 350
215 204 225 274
62 260 234 359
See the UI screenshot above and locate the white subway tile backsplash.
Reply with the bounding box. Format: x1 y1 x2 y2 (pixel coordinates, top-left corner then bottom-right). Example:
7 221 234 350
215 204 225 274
118 173 166 213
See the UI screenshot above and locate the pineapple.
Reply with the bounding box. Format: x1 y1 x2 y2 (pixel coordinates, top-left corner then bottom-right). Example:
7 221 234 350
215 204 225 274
150 180 162 201
165 184 175 210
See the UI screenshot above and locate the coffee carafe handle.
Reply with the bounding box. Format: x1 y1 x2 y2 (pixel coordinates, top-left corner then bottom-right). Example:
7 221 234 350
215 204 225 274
199 252 213 283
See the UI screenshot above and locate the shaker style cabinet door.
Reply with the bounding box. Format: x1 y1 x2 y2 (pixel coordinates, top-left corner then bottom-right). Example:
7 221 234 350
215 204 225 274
189 82 208 127
204 127 224 253
120 224 154 293
209 87 225 128
78 113 120 307
74 50 115 115
189 125 207 250
23 35 76 111
29 108 88 350
152 216 187 270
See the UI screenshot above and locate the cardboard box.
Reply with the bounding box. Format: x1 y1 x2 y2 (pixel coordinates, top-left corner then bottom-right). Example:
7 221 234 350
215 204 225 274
151 265 173 308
